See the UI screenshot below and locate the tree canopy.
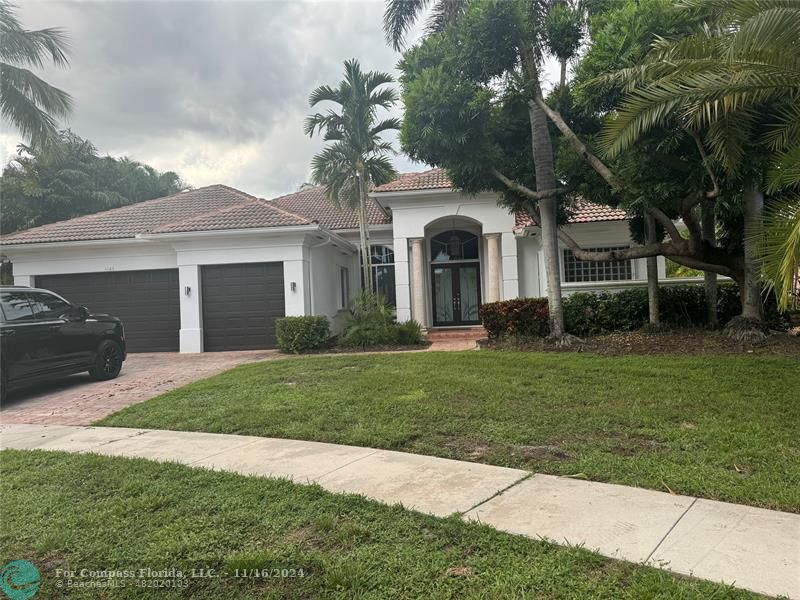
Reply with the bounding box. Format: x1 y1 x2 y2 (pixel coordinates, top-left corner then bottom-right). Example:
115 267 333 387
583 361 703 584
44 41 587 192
1 130 188 234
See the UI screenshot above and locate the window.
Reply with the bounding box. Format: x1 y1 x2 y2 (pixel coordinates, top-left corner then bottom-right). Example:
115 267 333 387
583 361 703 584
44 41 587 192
0 291 35 322
29 292 72 320
563 247 633 282
338 266 350 310
430 230 479 262
368 245 395 306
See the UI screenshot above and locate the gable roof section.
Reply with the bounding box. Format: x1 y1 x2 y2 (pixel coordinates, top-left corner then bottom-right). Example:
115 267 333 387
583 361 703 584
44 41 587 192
270 185 390 230
371 167 627 224
371 168 452 193
0 185 313 246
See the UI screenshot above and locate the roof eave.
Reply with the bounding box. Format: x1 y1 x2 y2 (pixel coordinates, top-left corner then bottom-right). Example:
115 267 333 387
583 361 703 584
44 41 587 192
136 223 322 241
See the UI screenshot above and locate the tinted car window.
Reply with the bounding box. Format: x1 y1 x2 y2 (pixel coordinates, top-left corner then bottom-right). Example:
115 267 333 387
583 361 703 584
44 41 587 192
0 291 35 322
29 292 72 320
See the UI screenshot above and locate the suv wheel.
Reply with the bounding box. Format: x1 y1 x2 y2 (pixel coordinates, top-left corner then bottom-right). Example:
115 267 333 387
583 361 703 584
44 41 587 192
89 340 124 381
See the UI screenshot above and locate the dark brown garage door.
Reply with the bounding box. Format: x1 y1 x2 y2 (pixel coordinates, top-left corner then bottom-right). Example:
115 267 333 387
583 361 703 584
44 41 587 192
201 263 285 351
36 270 180 352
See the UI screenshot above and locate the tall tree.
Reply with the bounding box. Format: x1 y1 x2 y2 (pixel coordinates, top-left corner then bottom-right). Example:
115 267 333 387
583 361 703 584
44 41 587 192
386 0 584 345
599 0 800 339
305 59 399 292
1 130 187 234
0 1 72 147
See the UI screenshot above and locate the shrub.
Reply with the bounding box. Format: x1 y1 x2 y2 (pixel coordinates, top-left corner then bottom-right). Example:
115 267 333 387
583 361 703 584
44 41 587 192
479 298 549 339
396 320 424 345
338 292 424 348
275 316 330 354
480 283 789 339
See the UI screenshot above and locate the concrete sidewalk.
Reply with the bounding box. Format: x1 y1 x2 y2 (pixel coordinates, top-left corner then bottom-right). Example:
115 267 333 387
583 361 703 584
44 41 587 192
1 424 798 599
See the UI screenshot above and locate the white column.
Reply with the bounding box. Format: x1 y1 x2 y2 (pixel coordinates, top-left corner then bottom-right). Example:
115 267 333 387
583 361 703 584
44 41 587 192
178 264 203 353
393 237 412 322
409 237 427 328
485 233 501 302
501 232 519 300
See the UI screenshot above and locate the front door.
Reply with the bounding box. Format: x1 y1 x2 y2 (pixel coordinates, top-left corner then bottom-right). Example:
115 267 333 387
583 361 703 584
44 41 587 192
431 264 481 326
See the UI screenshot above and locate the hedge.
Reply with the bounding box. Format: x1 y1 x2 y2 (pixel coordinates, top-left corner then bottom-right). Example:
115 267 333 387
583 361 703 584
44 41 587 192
275 316 330 353
480 283 789 339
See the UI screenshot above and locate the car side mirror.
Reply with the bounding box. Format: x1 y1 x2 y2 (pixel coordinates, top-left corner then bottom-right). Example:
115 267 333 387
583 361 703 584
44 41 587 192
67 306 89 321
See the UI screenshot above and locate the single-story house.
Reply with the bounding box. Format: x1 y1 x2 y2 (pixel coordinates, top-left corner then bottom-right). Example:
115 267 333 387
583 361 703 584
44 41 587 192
0 168 666 352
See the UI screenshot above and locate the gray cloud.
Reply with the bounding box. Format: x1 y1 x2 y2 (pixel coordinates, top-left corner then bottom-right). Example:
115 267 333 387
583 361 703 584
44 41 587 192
2 1 558 198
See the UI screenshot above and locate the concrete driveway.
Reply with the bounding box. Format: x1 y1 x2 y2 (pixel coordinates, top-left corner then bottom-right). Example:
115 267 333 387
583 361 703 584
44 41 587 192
0 350 279 426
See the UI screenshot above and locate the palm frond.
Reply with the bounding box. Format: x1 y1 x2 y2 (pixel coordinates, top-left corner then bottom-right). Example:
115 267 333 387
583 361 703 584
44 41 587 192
383 0 431 51
757 194 800 310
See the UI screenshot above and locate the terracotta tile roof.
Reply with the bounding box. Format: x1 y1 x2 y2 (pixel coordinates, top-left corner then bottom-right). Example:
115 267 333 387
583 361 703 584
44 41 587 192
0 185 312 246
371 168 452 192
514 199 627 230
270 185 391 230
373 169 627 225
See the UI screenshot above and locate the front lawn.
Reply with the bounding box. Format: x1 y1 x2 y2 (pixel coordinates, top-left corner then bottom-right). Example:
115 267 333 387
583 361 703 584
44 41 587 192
99 352 800 512
0 450 756 599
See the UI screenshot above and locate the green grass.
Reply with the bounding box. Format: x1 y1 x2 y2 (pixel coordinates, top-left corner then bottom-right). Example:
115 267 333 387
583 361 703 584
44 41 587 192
0 450 759 599
98 352 800 512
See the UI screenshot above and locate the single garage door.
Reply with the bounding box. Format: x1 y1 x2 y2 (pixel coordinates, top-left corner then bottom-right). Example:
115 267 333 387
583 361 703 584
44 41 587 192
201 263 285 351
36 270 180 352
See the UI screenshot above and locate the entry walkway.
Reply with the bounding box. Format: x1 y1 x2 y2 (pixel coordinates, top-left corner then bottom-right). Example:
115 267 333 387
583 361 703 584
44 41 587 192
1 424 797 599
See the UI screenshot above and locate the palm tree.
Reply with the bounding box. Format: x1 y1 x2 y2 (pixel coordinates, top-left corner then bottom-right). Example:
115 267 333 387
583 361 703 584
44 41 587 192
599 0 800 337
0 1 72 147
305 59 400 292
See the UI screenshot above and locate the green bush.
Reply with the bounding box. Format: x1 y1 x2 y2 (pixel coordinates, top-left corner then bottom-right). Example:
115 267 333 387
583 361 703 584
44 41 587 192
338 292 424 348
479 298 549 339
480 283 789 339
275 316 330 354
396 320 424 345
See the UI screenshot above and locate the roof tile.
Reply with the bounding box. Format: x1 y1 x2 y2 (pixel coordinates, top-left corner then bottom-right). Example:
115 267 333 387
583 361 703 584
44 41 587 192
270 185 390 230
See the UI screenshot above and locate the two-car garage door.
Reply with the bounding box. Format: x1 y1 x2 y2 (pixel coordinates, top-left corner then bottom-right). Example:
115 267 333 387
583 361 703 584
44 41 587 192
37 263 284 353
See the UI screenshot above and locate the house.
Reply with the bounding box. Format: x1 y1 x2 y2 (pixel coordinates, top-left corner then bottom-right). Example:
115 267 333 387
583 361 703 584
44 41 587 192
0 169 665 353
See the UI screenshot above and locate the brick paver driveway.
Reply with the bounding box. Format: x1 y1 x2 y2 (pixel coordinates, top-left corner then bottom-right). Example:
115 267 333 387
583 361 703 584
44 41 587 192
0 350 280 426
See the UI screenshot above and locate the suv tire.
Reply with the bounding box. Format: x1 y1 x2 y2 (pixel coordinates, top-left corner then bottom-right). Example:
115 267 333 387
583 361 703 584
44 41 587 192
89 340 124 381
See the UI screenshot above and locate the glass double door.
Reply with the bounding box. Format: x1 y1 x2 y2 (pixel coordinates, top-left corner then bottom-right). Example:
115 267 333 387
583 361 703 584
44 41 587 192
431 263 481 326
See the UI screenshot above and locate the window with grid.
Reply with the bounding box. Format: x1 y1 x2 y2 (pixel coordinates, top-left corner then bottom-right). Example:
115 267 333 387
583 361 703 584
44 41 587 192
563 247 632 282
369 245 396 306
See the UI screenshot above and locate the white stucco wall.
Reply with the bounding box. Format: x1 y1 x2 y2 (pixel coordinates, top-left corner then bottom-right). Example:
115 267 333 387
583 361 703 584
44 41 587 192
516 220 668 298
3 229 334 352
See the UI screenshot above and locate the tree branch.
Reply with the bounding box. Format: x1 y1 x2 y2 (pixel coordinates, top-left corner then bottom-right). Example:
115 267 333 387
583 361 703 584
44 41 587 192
490 168 562 200
645 206 682 243
530 96 624 191
665 254 736 280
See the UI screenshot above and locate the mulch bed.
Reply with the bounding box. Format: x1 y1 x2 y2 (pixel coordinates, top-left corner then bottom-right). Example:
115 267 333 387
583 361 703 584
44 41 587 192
482 328 800 357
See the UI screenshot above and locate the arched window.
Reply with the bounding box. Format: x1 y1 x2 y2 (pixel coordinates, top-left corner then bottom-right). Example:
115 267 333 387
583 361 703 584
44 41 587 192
430 230 479 262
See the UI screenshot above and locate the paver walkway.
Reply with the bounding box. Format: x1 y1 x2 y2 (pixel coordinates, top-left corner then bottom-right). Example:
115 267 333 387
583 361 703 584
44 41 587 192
1 424 798 599
0 350 281 425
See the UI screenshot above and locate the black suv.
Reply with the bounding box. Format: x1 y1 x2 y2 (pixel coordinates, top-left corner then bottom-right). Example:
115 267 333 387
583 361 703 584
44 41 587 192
0 286 126 402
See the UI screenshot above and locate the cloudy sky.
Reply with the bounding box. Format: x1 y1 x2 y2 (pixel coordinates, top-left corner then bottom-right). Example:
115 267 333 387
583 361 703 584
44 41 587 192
2 0 560 199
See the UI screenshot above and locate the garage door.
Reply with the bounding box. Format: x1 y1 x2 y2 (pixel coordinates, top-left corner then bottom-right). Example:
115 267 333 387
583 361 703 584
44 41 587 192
36 270 180 352
201 263 285 351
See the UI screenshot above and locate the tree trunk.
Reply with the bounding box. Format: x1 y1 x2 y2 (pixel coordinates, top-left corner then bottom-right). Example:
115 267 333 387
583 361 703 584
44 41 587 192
357 170 373 293
522 53 578 346
725 184 768 342
559 60 567 88
701 199 718 327
645 213 660 326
